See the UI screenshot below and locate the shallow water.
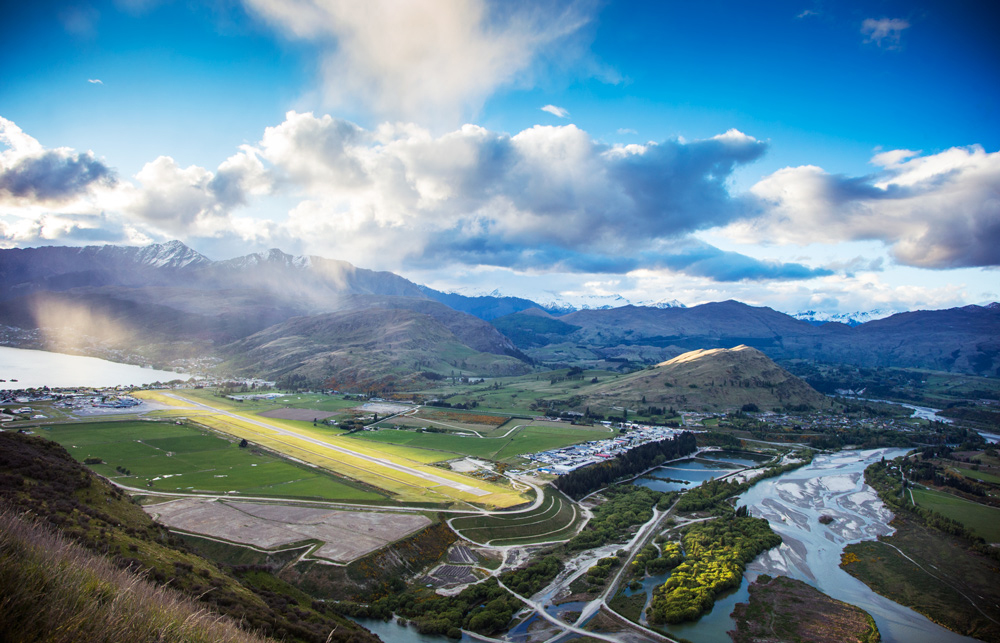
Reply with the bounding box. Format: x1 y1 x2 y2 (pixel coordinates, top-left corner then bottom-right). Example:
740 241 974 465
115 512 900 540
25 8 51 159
352 617 469 643
734 449 979 643
634 456 745 492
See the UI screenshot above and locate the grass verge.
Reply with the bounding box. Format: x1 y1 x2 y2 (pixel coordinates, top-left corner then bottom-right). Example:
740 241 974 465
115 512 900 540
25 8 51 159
840 515 1000 642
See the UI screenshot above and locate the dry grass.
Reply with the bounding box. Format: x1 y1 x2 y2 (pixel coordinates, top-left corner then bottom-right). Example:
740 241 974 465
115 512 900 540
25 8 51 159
0 507 273 643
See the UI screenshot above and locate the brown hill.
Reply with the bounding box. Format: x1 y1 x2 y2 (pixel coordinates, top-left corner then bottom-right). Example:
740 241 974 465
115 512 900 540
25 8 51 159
223 307 531 390
582 345 829 412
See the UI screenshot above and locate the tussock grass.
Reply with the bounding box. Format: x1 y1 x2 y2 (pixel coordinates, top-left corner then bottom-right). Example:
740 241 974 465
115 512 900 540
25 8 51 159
0 507 273 643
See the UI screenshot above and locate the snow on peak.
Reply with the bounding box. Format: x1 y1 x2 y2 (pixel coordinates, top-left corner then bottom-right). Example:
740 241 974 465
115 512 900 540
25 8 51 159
225 249 312 270
793 308 902 326
634 297 686 309
449 287 686 312
134 241 209 269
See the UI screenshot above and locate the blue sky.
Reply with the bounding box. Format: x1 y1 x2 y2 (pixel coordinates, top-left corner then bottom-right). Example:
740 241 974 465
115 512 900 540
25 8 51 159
1 0 998 313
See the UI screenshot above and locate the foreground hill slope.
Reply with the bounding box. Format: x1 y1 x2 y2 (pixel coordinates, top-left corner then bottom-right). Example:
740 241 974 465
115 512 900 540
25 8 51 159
0 508 275 643
584 345 830 412
0 431 379 643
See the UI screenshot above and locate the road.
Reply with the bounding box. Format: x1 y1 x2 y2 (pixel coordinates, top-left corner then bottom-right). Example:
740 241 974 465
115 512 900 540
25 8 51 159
494 577 624 643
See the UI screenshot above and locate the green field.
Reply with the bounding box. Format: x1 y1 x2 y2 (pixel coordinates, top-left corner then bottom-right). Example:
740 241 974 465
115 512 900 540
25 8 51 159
450 488 582 545
40 420 385 502
408 369 626 416
950 466 1000 485
348 423 616 462
841 515 1000 641
911 487 1000 541
172 388 363 416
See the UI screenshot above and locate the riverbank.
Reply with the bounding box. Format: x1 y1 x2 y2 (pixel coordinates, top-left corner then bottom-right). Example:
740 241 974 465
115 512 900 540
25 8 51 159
730 574 880 643
842 512 1000 641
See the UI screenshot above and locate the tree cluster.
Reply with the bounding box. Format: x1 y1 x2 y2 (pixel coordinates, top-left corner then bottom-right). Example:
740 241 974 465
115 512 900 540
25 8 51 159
566 485 672 550
647 515 781 624
336 555 562 638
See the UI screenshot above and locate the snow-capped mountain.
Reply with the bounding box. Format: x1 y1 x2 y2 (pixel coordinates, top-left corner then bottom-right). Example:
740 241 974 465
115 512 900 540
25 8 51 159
793 309 902 327
217 248 313 271
450 288 686 314
634 297 687 309
125 240 212 269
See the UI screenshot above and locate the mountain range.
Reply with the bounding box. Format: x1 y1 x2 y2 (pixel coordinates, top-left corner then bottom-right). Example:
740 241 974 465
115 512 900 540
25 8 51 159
1 241 997 384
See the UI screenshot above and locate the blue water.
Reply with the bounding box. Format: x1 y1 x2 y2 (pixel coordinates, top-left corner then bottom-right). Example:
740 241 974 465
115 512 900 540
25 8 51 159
0 346 192 389
633 456 741 492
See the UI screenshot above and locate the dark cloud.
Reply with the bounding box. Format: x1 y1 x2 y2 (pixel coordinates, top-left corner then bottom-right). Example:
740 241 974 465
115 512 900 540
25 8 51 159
419 228 828 282
605 132 768 234
0 150 115 201
657 243 833 282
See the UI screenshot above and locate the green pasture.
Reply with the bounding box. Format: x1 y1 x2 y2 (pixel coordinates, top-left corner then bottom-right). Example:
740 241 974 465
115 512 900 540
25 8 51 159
261 394 362 413
348 429 503 459
40 420 384 502
950 466 1000 485
382 414 510 434
410 369 623 415
348 423 616 462
178 388 362 415
911 487 1000 541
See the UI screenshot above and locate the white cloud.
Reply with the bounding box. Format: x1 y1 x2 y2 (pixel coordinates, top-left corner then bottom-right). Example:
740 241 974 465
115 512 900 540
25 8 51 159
541 104 570 118
861 17 910 48
87 78 103 85
242 0 593 125
248 112 773 277
734 145 1000 268
617 128 637 135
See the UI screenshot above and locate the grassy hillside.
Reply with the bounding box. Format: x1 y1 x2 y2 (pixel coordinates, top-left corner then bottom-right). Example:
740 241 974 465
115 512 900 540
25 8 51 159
584 345 829 412
0 431 379 643
0 508 274 643
222 307 531 389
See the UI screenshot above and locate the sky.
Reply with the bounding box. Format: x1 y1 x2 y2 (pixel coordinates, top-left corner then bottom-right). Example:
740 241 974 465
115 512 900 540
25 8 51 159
1 0 998 314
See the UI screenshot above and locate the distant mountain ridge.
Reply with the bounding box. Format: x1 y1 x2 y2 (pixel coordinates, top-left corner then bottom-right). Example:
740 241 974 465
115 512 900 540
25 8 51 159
493 300 1000 376
436 287 686 316
0 242 531 385
792 308 902 327
0 241 997 380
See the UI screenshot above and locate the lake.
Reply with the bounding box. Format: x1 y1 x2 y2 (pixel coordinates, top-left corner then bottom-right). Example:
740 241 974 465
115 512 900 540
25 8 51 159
0 346 192 390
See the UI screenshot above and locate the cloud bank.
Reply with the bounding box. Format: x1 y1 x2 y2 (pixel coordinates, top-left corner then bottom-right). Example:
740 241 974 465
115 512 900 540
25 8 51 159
741 145 1000 269
243 0 593 125
3 112 996 290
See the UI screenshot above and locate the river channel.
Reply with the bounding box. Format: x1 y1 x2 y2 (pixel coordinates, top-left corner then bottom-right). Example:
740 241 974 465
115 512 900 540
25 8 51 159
626 448 980 643
358 449 980 643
